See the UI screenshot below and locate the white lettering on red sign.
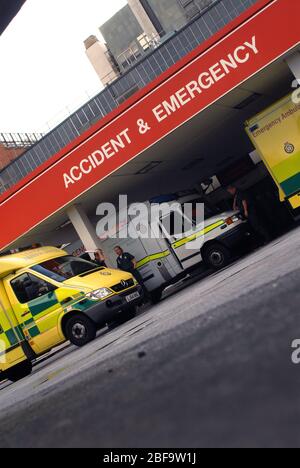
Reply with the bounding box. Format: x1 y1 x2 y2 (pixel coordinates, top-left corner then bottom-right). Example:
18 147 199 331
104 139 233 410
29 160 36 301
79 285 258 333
152 36 258 123
63 128 132 189
62 37 258 189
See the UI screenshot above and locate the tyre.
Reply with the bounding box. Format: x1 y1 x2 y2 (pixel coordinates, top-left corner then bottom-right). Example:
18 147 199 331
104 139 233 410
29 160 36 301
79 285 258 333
202 243 231 270
6 360 32 382
150 288 163 304
65 314 97 347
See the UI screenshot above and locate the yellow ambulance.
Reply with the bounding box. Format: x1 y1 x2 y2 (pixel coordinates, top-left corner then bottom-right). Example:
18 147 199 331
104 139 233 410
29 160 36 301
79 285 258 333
245 91 300 211
0 247 142 382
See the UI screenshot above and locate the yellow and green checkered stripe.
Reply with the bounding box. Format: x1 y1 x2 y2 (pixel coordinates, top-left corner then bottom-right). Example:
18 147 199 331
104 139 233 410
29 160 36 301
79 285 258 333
0 292 98 358
6 292 83 344
280 173 300 197
0 323 25 357
272 151 300 197
27 291 97 328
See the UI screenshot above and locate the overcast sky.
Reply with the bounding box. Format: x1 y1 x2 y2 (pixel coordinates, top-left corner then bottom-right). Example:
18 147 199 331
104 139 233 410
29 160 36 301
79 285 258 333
0 0 127 134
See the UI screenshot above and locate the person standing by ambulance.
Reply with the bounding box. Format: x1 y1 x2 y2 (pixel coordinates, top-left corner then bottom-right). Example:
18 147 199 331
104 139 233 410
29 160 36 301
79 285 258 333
227 184 270 244
114 246 148 297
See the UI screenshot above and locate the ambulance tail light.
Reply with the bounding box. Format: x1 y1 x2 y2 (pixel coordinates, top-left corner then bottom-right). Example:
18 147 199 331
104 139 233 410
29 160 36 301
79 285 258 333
225 215 240 225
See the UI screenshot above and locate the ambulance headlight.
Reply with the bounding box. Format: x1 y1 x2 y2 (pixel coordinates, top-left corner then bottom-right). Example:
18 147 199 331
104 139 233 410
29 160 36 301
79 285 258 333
86 288 112 300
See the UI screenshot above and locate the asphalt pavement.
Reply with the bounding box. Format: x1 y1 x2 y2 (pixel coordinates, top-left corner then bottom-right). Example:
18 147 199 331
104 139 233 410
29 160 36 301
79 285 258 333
1 227 300 447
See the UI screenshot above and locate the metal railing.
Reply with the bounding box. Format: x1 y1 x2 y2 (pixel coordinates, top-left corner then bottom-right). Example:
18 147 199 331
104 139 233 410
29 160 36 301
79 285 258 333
0 132 44 148
0 0 257 195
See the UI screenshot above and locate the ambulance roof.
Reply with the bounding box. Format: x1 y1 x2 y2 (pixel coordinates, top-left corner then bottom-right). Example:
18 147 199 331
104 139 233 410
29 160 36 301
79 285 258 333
0 247 66 279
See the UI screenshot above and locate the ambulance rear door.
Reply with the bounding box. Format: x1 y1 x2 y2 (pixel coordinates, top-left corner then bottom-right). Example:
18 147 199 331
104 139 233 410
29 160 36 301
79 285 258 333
100 216 182 292
245 92 300 210
0 282 27 372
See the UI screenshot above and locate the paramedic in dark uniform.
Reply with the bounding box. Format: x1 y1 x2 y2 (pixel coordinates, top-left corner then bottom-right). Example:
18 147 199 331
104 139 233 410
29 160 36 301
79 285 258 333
114 246 148 295
227 184 270 244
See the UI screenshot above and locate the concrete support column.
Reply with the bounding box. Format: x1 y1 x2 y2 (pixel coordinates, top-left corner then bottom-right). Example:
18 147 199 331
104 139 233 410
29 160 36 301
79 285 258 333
67 204 101 252
128 0 160 39
286 51 300 81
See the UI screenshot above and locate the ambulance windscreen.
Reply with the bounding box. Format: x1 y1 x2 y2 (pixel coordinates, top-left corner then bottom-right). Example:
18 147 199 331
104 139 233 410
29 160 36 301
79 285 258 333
31 256 99 281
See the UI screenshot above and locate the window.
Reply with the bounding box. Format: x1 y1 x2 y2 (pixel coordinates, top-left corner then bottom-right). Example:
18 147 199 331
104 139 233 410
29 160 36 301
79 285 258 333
182 199 218 222
160 201 218 238
161 210 193 237
137 33 151 51
31 256 98 281
11 273 57 304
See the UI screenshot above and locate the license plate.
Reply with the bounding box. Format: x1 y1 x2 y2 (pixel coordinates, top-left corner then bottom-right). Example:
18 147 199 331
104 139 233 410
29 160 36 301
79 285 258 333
125 292 140 303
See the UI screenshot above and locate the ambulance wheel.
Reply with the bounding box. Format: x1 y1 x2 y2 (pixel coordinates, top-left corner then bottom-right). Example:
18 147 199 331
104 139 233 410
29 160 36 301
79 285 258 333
65 314 97 347
6 360 32 382
202 243 231 270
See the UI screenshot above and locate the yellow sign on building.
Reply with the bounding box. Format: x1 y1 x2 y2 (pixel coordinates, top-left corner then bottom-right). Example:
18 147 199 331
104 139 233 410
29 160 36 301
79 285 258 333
245 92 300 209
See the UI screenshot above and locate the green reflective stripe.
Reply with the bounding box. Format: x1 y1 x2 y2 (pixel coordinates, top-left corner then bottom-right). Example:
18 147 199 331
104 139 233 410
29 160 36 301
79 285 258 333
2 324 26 346
172 221 225 249
27 326 40 338
5 328 19 346
272 152 300 185
22 320 41 338
136 250 170 268
1 296 56 349
24 318 35 326
280 172 300 197
29 292 59 317
65 297 98 313
61 293 87 309
15 326 24 341
4 319 41 343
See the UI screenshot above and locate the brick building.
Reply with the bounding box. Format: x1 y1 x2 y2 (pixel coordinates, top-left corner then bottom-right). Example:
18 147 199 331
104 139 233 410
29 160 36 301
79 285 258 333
0 144 25 171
